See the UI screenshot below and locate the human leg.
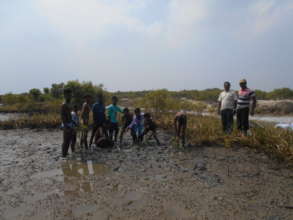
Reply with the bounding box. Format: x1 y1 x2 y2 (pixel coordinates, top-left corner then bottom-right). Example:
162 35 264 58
62 128 72 157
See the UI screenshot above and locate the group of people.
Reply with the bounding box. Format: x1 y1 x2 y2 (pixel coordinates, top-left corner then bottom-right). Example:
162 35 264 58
218 79 256 135
60 78 256 158
61 91 187 158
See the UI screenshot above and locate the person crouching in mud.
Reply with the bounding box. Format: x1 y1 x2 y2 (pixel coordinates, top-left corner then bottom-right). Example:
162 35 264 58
174 111 187 147
128 108 144 145
142 113 161 146
61 88 75 158
119 108 133 146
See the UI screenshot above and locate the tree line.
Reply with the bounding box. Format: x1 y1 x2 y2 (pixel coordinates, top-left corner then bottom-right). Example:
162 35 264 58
1 81 293 107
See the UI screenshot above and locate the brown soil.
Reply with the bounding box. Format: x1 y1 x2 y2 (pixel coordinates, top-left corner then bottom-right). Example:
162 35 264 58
0 129 293 220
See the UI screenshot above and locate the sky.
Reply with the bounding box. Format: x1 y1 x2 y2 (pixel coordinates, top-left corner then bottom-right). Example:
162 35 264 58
0 0 293 94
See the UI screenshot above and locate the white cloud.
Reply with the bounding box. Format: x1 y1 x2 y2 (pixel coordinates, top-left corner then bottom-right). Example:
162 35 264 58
250 0 292 35
164 0 207 47
35 0 207 49
36 0 145 45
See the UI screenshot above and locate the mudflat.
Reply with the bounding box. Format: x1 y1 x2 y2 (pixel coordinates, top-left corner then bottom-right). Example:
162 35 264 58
0 129 292 220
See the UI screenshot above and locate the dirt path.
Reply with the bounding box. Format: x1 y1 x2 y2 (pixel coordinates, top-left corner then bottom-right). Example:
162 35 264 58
0 129 293 220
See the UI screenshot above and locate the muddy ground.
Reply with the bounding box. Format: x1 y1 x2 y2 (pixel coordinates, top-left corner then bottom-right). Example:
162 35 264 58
0 129 293 220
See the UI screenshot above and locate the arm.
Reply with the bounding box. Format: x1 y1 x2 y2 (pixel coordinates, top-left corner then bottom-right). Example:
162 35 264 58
233 91 238 114
118 106 123 113
174 117 178 134
61 104 72 128
218 101 222 115
217 93 222 115
61 104 67 124
250 96 257 116
106 106 111 121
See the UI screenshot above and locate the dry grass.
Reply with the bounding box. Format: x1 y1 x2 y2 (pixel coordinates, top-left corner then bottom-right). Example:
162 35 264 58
0 113 61 129
158 114 293 164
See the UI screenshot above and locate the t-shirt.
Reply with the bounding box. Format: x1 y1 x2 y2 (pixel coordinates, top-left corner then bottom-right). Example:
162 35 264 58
237 88 256 109
92 102 106 123
106 104 123 123
218 90 237 111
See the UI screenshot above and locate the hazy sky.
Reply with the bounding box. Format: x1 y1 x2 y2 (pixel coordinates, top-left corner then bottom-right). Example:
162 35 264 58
1 0 293 94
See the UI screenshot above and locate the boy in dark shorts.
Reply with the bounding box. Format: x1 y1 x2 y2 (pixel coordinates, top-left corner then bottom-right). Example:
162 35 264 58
174 111 187 147
61 88 74 158
143 113 161 146
119 108 133 145
90 94 106 147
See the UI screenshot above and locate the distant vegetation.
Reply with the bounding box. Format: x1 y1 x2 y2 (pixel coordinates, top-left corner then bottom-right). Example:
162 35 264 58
0 81 108 113
0 80 293 114
114 88 293 102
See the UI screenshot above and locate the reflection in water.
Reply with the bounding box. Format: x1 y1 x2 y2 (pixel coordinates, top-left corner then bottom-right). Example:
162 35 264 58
61 160 108 196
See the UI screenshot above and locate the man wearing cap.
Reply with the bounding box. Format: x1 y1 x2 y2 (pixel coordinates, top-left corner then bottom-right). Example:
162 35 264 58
236 79 257 136
218 81 237 134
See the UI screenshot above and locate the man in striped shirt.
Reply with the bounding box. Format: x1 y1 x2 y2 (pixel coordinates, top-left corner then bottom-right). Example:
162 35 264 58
236 79 257 135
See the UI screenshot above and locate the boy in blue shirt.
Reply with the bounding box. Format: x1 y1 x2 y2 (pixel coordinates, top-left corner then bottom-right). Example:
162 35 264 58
106 96 123 142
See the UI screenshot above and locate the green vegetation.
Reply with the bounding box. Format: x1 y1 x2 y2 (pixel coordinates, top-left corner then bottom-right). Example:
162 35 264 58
0 81 108 113
135 89 207 115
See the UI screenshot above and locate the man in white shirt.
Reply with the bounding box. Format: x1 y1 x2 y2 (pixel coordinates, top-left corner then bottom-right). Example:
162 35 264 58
218 81 237 134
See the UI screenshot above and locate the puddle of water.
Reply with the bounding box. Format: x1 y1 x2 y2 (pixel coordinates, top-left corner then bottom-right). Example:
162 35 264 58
61 160 108 178
252 115 293 124
61 160 109 195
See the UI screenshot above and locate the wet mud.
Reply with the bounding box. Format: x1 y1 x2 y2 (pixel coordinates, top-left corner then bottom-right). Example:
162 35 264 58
0 129 293 220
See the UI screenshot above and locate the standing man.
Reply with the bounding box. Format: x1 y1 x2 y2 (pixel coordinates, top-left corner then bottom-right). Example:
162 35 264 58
218 81 237 134
236 79 257 136
89 94 106 147
80 94 92 149
107 96 123 142
61 88 74 158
